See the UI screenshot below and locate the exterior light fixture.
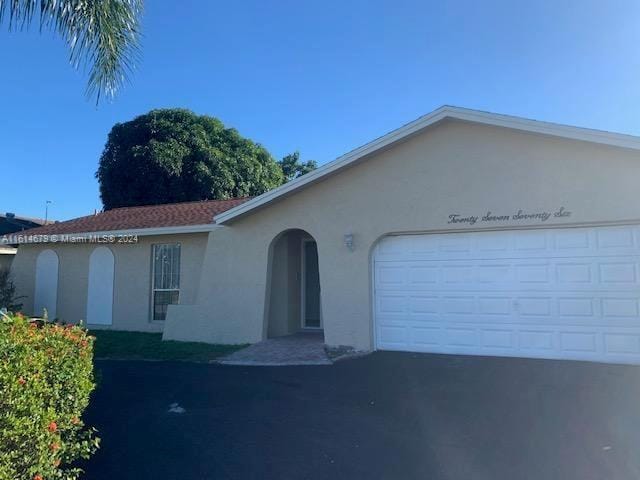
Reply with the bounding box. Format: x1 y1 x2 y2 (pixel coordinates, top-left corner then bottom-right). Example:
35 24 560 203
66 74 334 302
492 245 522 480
344 233 354 251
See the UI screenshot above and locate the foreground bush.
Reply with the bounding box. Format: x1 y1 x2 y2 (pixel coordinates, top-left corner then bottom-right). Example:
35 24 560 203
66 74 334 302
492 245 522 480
0 313 99 480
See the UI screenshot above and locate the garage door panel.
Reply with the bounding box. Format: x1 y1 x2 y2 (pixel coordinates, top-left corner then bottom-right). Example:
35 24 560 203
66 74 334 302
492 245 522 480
408 295 439 314
443 265 475 283
478 296 511 315
518 330 556 351
601 297 639 318
596 227 636 248
555 229 591 249
481 329 515 349
374 226 640 364
477 264 512 283
377 325 409 346
376 265 407 286
599 262 637 284
514 231 549 251
556 263 592 283
517 297 552 316
375 322 640 361
378 294 640 326
376 294 407 314
376 261 640 292
559 332 598 353
605 334 640 355
376 226 640 261
445 328 478 347
410 327 442 346
442 296 476 314
408 266 439 284
557 297 594 317
477 235 510 252
516 264 549 283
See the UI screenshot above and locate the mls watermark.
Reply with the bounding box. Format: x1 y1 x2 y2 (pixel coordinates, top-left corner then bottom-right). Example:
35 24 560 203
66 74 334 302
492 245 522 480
1 234 139 245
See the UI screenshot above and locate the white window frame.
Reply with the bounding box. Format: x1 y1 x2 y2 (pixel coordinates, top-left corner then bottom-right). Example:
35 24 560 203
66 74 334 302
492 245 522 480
150 243 181 321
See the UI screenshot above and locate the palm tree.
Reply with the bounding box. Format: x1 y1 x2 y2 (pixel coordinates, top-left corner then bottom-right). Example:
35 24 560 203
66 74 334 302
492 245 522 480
0 0 143 103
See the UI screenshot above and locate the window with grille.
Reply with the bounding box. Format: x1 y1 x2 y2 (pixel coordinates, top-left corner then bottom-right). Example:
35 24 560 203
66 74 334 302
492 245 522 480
151 243 181 321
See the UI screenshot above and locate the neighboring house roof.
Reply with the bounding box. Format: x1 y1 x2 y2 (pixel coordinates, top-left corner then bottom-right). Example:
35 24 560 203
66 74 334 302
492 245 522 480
0 213 50 224
0 212 53 235
0 245 17 255
17 198 250 237
214 105 640 224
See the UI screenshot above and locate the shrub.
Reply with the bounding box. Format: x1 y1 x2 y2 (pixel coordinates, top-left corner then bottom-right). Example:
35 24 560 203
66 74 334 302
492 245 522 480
0 313 99 480
0 269 24 312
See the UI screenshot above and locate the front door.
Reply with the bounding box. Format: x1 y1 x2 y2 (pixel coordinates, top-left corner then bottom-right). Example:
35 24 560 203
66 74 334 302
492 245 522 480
302 240 322 328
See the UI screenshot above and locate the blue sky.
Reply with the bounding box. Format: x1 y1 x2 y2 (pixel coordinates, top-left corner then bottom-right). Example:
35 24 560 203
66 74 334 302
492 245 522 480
2 0 640 220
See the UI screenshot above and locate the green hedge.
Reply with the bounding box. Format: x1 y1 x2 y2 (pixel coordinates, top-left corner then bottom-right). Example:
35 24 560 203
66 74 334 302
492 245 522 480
0 313 99 480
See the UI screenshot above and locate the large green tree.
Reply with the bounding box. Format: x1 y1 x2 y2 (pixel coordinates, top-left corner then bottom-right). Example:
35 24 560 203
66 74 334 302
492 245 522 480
97 108 292 210
1 0 143 102
278 151 318 181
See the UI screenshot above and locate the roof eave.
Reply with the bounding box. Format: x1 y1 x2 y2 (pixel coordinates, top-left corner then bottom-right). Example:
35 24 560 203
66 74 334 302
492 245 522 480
4 223 219 244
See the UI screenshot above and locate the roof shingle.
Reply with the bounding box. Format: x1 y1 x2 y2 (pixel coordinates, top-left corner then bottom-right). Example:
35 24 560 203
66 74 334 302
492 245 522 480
19 198 250 236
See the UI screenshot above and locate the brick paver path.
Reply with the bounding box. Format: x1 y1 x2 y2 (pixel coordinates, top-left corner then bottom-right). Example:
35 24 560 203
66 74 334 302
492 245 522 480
218 332 332 366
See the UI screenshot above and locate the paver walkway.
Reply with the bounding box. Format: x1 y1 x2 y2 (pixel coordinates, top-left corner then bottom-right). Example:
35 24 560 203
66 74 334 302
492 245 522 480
218 332 332 365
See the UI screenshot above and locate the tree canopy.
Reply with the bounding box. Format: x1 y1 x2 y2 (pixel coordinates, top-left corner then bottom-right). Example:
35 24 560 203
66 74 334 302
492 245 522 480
97 109 316 210
279 151 318 181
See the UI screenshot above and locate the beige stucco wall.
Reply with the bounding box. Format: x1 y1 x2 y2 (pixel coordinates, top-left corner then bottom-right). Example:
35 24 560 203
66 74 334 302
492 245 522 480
11 233 208 331
164 119 640 349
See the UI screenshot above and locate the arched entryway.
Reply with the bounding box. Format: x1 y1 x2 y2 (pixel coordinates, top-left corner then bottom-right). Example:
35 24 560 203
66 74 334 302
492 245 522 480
265 229 323 339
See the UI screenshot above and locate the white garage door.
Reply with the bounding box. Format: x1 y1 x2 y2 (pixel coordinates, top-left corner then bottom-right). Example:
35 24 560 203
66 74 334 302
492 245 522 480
374 225 640 364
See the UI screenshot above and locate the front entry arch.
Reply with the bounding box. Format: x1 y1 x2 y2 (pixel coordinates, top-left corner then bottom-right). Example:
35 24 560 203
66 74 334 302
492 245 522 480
265 229 323 338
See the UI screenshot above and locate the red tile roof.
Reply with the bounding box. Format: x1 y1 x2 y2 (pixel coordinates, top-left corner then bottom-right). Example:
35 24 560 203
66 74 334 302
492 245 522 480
21 198 250 236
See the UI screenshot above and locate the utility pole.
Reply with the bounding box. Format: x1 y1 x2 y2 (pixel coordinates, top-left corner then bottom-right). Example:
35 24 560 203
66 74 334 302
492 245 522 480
44 200 52 224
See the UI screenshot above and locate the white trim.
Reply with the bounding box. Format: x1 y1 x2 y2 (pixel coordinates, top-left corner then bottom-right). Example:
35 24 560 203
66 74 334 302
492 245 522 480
370 241 378 352
215 105 640 224
301 238 322 330
10 223 219 243
0 248 17 255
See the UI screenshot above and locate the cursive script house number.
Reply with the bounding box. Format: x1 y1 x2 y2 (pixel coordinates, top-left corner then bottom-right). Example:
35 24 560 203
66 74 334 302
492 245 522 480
448 207 571 226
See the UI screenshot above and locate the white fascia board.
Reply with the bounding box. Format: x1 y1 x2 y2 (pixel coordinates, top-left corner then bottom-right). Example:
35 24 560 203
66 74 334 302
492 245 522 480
6 223 219 244
447 107 640 150
215 105 640 225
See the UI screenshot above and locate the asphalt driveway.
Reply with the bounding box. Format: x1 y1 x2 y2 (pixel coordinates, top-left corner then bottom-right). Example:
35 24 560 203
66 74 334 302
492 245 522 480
83 352 640 480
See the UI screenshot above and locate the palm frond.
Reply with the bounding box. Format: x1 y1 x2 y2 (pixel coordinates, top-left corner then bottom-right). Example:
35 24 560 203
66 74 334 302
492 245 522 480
0 0 143 103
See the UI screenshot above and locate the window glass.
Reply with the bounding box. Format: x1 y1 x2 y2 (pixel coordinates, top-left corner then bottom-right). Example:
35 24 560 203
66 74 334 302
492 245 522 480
152 244 181 320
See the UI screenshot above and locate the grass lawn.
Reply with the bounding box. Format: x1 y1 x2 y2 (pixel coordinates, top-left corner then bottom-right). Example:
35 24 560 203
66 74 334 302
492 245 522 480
90 330 247 362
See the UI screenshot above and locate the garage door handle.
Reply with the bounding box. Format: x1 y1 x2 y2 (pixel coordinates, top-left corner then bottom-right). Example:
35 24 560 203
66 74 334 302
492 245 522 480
513 299 520 311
